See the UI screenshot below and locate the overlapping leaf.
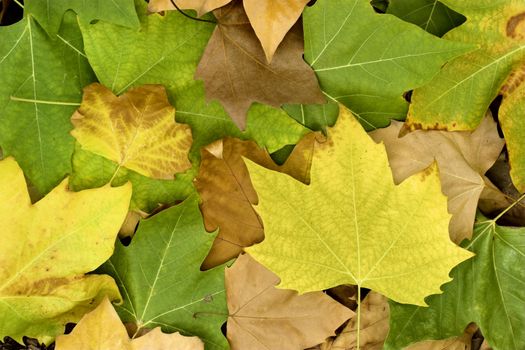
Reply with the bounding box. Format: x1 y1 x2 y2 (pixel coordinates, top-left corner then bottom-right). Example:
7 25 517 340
0 12 95 198
71 83 192 180
55 298 204 350
370 114 504 242
226 254 352 350
0 158 131 342
245 105 473 305
98 197 229 350
386 214 525 350
286 0 471 131
404 0 525 191
195 133 317 269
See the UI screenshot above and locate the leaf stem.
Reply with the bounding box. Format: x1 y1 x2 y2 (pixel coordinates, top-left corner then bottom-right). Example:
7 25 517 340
10 96 81 106
356 285 361 350
12 0 23 9
168 0 216 24
493 192 525 222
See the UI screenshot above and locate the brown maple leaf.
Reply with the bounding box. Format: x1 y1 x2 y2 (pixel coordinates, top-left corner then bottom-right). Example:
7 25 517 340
195 0 324 130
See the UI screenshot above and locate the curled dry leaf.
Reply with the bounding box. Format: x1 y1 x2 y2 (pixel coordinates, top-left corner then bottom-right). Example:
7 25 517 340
195 132 319 269
226 254 352 350
55 298 204 350
195 0 324 129
71 83 192 180
370 113 504 243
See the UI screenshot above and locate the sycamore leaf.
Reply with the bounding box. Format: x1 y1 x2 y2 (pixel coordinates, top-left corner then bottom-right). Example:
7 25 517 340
387 0 465 37
386 214 525 350
98 197 229 350
196 1 324 130
55 298 204 350
148 0 231 16
226 254 352 350
370 113 504 243
71 83 192 180
25 0 139 35
80 0 308 160
404 0 525 191
245 105 473 305
290 0 472 131
0 157 131 342
329 292 389 350
0 12 95 198
195 133 318 269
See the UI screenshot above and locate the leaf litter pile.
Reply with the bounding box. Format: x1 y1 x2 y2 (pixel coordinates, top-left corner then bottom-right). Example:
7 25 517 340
0 0 524 349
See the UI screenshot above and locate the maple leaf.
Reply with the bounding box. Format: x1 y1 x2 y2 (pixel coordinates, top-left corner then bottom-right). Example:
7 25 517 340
0 12 95 198
370 113 504 243
404 0 525 191
55 298 204 350
25 0 139 35
387 0 465 37
71 83 192 180
195 133 318 269
0 157 131 342
80 0 308 157
195 0 325 130
226 254 352 350
286 0 471 131
245 105 473 305
98 196 229 350
386 213 525 350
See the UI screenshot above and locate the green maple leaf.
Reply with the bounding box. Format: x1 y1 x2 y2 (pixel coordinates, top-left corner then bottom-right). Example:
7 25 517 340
0 12 95 198
285 0 471 131
25 0 139 35
78 0 307 159
386 212 525 350
405 0 525 191
98 197 229 350
245 105 473 305
387 0 465 37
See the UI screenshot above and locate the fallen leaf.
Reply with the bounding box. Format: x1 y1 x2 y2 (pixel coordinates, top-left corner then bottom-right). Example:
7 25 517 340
245 105 473 305
226 254 352 350
98 196 229 350
148 0 231 17
370 113 505 242
290 0 471 131
329 292 389 350
55 298 204 350
0 157 131 342
404 0 525 191
71 83 192 180
195 132 318 269
386 213 525 350
195 0 324 130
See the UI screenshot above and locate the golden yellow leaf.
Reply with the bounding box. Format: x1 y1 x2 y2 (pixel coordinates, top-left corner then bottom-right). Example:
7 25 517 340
0 157 131 342
55 298 204 350
71 83 192 180
148 0 230 17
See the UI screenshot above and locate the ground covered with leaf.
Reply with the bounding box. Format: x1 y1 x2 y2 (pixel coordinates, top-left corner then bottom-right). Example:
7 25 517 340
0 0 524 349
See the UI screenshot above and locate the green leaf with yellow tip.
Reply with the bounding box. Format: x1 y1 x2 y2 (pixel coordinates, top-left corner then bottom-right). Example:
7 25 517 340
0 157 131 343
245 106 473 306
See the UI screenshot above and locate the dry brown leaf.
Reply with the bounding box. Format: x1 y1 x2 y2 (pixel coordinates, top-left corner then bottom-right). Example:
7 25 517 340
195 132 319 269
55 298 204 350
226 254 353 350
148 0 230 16
328 292 389 350
244 0 310 62
195 0 324 129
404 324 477 350
369 113 504 243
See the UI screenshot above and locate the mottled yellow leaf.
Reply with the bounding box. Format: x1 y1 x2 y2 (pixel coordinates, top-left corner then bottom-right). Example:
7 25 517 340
55 298 204 350
71 83 192 180
148 0 230 16
245 106 473 305
0 157 131 342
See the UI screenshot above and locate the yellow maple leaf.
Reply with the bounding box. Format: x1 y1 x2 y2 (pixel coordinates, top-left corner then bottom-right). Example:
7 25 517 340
71 83 192 180
245 106 474 306
0 157 131 342
55 298 204 350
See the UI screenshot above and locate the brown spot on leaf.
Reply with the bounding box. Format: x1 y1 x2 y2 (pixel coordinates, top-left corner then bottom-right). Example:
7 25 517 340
506 12 525 40
500 63 525 97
